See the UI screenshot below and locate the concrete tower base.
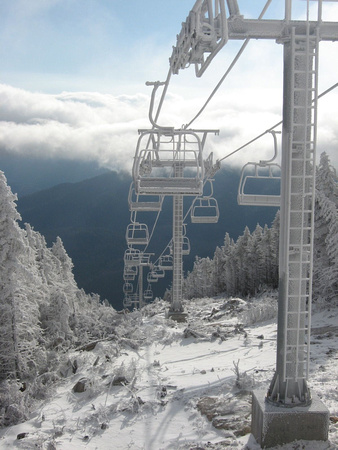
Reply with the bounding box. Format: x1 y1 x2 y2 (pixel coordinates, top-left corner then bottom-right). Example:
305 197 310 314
251 390 329 448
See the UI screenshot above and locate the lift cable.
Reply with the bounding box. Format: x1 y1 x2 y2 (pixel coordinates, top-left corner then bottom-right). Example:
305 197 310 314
183 0 273 130
218 81 338 163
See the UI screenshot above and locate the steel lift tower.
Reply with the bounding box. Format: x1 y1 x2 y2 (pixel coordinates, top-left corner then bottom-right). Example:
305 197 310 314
170 0 338 446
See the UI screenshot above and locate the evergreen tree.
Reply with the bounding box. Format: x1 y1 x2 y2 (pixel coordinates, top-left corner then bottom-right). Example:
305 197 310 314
312 152 338 303
0 172 43 380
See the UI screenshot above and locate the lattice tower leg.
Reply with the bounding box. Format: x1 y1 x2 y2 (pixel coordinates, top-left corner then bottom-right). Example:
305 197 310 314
170 164 184 314
138 264 143 309
268 25 318 406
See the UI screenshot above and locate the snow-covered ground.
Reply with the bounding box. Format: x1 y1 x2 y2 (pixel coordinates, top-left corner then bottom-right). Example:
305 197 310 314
0 294 337 449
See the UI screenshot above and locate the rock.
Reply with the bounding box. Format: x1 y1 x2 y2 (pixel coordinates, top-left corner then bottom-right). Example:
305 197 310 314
60 359 78 378
234 424 251 436
17 432 28 440
197 397 218 421
212 417 233 430
93 356 100 367
81 342 97 351
4 404 26 426
112 376 129 386
183 328 204 339
73 377 90 393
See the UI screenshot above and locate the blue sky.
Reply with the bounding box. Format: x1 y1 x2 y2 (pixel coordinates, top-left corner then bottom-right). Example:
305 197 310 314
0 0 288 94
0 0 338 171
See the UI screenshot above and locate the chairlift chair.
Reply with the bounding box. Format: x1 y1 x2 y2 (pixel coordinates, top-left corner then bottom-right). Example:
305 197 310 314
158 255 174 270
169 236 191 256
123 282 133 295
133 129 205 196
152 267 166 279
191 197 219 223
123 296 132 308
124 248 141 266
147 271 159 283
128 183 163 212
123 265 138 281
183 236 191 255
126 222 150 246
237 162 281 207
123 294 139 308
144 285 154 302
237 130 281 207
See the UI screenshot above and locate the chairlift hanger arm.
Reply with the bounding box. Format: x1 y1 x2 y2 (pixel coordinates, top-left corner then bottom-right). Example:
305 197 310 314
146 81 174 131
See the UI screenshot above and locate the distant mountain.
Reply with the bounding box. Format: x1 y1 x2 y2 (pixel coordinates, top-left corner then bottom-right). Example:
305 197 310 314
0 153 108 196
17 168 279 309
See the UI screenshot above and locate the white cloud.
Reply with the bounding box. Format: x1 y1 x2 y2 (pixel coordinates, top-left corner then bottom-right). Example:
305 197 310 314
0 84 151 170
0 69 337 176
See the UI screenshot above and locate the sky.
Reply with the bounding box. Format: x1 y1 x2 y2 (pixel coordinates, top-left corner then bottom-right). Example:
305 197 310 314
0 0 338 172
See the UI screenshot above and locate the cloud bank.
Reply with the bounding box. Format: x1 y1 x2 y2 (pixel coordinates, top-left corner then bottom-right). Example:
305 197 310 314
0 79 337 174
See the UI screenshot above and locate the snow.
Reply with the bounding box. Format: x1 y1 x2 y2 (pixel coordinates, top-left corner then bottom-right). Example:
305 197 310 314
0 294 337 450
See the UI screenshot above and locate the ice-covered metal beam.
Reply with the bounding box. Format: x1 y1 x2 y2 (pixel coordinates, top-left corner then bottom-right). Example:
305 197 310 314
227 18 338 40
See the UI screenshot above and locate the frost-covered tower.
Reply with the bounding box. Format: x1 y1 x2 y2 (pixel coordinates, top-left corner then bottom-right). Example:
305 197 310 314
168 0 338 446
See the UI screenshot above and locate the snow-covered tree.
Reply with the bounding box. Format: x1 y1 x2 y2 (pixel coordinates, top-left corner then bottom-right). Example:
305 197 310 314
313 154 338 303
183 213 280 299
0 172 44 380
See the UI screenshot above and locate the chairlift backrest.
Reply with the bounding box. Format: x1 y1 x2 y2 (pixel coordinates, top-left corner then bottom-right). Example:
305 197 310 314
133 129 204 196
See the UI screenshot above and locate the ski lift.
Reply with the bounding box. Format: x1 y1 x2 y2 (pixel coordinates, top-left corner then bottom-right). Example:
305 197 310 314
152 267 165 279
128 183 163 212
123 294 139 308
144 285 154 302
123 266 138 281
123 296 132 308
169 230 191 256
123 282 133 294
133 129 206 196
191 179 219 223
158 255 173 271
183 236 191 255
124 249 153 267
170 0 228 77
147 271 159 283
237 131 281 207
124 248 141 266
191 197 220 223
126 222 150 246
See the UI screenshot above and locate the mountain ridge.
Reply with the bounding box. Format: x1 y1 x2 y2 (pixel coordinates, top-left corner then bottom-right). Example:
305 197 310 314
16 167 279 309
